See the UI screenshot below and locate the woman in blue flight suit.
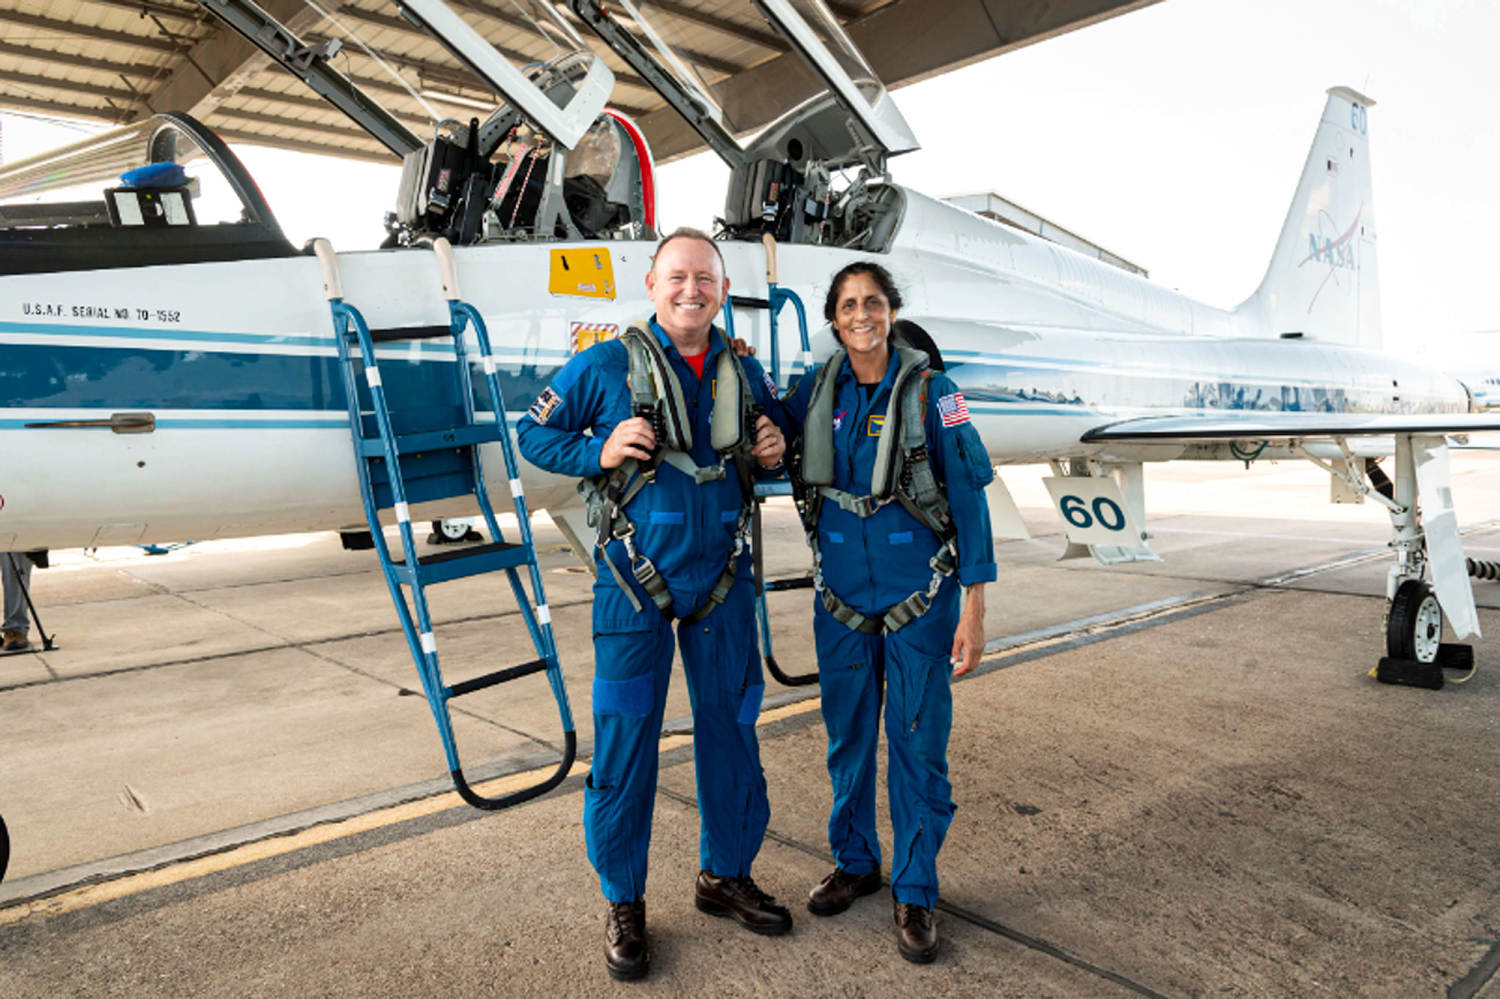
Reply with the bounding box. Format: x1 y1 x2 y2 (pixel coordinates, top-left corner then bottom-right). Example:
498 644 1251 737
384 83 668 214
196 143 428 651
779 261 995 963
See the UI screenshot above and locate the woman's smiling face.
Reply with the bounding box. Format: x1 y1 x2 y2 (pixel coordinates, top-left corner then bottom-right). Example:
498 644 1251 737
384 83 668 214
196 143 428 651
833 271 895 361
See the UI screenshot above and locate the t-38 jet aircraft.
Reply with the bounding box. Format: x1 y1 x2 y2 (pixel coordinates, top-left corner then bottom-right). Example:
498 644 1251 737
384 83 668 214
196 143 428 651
2 0 1497 678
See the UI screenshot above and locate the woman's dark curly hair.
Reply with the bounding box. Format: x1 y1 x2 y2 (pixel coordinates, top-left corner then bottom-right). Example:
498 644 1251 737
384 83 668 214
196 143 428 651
823 261 904 327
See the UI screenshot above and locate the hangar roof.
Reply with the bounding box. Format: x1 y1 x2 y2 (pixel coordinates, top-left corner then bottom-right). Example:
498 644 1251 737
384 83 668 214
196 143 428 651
0 0 1155 164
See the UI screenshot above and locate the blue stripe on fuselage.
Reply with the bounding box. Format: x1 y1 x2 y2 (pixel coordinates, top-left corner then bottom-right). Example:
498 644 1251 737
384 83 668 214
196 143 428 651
0 343 558 412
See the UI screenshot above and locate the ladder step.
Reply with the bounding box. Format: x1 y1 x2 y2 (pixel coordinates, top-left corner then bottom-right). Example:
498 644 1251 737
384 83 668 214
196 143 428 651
730 294 772 310
361 422 503 458
365 323 454 343
447 658 549 699
392 541 532 585
763 576 815 593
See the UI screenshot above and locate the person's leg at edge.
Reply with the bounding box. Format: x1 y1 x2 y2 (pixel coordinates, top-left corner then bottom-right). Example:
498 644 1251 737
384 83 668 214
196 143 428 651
2 554 31 648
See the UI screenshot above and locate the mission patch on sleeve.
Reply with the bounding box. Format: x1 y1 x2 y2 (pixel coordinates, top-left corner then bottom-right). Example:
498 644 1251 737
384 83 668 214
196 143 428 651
528 386 563 424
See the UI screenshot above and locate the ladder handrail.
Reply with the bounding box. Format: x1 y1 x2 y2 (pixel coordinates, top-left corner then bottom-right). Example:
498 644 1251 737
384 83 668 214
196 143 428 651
321 237 575 811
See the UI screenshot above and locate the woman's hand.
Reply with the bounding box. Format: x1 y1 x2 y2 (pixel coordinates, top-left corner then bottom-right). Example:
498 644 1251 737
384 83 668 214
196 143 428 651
751 414 785 468
950 584 987 677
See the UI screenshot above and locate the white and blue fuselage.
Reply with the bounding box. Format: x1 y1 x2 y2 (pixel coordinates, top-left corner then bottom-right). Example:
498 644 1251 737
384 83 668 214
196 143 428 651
0 180 1468 552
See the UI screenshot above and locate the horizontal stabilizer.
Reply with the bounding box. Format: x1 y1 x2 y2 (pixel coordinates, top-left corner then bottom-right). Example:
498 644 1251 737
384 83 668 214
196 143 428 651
1083 412 1500 443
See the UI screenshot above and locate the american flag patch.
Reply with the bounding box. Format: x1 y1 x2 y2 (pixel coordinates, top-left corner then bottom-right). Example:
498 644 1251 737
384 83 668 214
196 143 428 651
938 392 970 427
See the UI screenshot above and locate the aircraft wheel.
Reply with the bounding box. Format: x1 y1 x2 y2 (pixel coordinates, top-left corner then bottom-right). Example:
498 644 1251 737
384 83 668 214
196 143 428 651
1387 579 1442 663
1 812 9 883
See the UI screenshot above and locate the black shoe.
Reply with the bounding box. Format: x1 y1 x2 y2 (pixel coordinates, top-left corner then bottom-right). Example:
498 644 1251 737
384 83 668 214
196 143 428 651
807 867 882 916
894 902 938 963
694 871 792 936
604 899 648 981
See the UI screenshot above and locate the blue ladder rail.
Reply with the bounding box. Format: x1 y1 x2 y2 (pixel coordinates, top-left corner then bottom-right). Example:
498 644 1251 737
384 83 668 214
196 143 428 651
316 238 576 810
720 237 819 688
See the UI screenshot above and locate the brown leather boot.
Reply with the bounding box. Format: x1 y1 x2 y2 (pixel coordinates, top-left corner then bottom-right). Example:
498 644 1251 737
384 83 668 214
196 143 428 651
807 867 882 916
894 901 938 963
604 899 648 981
694 870 792 935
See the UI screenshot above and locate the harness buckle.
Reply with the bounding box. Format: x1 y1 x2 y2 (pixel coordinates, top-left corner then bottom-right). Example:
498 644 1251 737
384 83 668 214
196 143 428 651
630 554 658 584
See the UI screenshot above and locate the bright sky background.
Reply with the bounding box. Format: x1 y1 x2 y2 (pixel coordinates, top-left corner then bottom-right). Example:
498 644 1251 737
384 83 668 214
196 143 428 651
2 0 1496 368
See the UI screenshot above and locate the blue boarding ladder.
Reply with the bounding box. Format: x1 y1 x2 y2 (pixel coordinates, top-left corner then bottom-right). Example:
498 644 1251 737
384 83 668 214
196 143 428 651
313 237 575 810
720 233 818 687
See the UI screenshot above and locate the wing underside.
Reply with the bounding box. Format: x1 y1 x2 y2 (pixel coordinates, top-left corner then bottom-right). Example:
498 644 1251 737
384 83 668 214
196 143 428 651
1082 412 1500 443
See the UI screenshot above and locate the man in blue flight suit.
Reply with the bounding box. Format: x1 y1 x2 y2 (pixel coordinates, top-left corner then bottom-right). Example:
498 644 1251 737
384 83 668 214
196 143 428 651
779 262 995 962
516 228 792 982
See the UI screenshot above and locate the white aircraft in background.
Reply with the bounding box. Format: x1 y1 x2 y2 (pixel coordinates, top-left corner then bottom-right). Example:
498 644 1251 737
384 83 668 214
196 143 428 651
1 0 1497 676
1462 373 1500 411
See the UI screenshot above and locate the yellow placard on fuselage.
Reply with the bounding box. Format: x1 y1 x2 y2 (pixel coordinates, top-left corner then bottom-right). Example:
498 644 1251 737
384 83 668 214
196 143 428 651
549 248 616 299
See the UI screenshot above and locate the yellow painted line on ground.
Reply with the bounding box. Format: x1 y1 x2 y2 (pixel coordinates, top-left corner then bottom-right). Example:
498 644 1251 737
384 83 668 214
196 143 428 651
0 704 824 929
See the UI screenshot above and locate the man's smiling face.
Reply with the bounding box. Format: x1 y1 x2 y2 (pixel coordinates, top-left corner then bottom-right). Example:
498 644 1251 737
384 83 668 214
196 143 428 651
646 235 728 344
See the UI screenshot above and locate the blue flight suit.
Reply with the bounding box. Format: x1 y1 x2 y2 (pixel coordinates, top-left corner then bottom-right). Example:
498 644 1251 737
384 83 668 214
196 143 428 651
781 351 996 909
516 319 788 904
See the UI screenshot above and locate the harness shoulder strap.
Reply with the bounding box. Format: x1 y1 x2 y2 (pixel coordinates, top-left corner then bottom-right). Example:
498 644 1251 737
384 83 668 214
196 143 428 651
623 321 692 452
799 349 847 488
870 346 931 498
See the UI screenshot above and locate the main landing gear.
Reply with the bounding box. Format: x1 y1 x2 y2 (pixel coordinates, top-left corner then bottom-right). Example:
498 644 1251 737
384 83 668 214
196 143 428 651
1301 435 1481 689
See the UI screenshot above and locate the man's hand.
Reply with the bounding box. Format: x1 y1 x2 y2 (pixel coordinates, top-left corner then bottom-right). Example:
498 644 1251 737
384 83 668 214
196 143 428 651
728 337 756 357
600 417 656 469
751 414 785 468
950 584 987 677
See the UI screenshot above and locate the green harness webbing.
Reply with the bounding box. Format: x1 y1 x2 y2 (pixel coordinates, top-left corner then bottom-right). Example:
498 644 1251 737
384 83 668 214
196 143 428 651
795 346 957 635
581 321 759 623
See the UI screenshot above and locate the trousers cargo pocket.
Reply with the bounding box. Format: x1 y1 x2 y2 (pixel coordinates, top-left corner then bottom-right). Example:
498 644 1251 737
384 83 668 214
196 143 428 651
593 671 654 718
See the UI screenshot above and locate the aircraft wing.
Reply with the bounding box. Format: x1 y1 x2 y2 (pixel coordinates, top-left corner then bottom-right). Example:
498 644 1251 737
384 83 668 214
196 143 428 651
1082 412 1500 443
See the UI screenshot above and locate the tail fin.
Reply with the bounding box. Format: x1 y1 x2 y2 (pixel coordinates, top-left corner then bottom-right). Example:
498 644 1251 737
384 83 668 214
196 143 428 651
1237 87 1381 349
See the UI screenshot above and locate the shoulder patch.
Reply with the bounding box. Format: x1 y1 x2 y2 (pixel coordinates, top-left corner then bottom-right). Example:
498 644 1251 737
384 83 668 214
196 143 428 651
761 368 778 399
937 391 970 427
527 386 563 424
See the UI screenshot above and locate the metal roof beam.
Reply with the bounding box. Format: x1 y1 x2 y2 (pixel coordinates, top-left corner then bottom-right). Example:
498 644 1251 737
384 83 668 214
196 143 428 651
0 92 135 126
638 0 1159 163
141 0 328 123
445 0 745 77
0 39 166 81
330 6 654 93
213 125 395 164
84 0 208 26
0 9 180 54
230 85 435 133
0 69 145 110
647 1 786 52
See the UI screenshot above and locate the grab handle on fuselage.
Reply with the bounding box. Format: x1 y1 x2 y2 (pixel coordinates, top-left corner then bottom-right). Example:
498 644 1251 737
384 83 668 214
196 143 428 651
24 412 155 434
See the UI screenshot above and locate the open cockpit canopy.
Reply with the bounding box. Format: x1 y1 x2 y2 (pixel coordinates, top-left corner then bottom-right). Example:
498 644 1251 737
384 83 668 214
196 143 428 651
0 112 296 275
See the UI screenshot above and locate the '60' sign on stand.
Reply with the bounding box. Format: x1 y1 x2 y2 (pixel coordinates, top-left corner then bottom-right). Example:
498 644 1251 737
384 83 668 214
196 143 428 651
1041 475 1146 547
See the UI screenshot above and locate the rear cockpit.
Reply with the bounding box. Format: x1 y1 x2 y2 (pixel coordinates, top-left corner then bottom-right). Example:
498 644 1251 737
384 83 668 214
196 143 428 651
572 0 915 252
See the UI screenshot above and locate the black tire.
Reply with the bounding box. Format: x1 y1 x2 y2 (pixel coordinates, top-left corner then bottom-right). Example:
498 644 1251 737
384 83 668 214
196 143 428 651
1387 579 1442 663
1 812 9 884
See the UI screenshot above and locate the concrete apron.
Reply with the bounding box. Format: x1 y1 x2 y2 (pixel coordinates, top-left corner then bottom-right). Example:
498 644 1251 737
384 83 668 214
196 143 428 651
2 589 1497 998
